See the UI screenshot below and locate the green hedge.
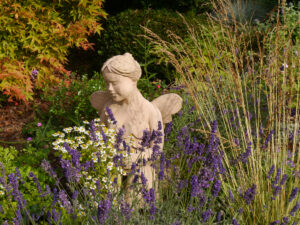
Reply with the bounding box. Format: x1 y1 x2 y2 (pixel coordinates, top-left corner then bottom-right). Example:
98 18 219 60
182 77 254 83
68 9 206 83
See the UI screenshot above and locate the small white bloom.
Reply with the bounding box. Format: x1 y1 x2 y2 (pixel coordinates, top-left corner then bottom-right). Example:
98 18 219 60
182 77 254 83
81 144 88 149
87 175 92 180
102 177 107 183
92 157 98 163
90 184 96 190
82 171 88 176
92 178 98 183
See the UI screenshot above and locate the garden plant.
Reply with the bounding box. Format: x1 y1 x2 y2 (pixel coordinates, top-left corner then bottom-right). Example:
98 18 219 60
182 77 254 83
0 0 299 224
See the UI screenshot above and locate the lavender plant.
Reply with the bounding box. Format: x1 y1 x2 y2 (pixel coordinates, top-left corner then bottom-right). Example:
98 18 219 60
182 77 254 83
144 0 300 224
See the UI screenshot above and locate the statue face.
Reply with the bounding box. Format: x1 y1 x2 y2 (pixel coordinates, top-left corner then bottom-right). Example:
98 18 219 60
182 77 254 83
103 71 136 102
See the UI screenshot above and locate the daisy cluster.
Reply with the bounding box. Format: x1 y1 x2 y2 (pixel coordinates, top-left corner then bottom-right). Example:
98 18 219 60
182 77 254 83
51 118 135 196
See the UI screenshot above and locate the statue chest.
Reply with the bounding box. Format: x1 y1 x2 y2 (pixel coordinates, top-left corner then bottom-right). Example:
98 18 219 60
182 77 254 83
104 104 150 139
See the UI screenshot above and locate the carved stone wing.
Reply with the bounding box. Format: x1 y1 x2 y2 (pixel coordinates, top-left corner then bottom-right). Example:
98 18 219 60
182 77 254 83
90 91 111 114
151 93 183 124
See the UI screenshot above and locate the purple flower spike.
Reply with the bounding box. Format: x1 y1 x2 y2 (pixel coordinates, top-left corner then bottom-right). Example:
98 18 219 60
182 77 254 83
232 218 239 225
243 184 256 204
97 199 111 224
239 142 252 163
105 107 117 125
267 165 275 179
289 187 299 202
289 201 299 216
202 209 212 222
120 200 133 220
212 180 221 197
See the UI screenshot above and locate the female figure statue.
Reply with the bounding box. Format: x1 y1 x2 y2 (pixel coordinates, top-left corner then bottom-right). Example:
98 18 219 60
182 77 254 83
90 53 182 200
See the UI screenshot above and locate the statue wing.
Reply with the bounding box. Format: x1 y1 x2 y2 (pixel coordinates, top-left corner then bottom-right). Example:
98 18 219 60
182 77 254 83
151 93 183 123
90 91 111 114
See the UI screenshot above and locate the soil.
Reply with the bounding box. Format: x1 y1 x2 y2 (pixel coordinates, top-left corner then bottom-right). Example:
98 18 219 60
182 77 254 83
0 103 35 149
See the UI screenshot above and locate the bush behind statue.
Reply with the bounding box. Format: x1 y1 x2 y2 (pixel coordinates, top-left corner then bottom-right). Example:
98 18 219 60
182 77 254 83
72 9 205 83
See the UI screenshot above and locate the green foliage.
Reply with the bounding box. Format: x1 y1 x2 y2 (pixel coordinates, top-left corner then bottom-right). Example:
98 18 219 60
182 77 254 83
96 9 203 83
0 145 54 221
105 0 212 15
37 72 105 129
0 0 107 104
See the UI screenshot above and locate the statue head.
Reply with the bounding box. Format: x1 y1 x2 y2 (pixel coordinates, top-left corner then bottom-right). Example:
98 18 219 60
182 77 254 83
101 53 142 102
101 53 142 81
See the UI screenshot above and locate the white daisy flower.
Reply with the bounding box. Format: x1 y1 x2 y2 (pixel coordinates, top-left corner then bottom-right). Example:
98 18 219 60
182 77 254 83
92 178 98 183
86 175 92 180
102 177 107 183
81 144 88 149
82 171 88 176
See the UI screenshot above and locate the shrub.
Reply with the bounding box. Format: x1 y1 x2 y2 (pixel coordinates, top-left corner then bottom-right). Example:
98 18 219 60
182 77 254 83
0 0 107 104
91 9 205 83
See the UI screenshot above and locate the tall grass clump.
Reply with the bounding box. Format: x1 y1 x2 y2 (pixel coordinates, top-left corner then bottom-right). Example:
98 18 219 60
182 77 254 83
145 0 300 223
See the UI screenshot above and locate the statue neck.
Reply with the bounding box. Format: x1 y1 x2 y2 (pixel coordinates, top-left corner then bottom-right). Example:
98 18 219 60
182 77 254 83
118 88 143 107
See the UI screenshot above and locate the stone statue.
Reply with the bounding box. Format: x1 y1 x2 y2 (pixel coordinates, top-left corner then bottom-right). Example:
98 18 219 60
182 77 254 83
90 53 182 198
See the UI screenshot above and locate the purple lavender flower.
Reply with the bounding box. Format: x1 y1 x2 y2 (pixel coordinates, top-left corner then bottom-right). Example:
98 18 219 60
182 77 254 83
212 180 221 197
141 172 147 186
141 129 151 149
281 217 289 225
101 128 108 143
232 218 239 225
239 142 252 163
164 122 173 137
289 187 299 202
173 221 180 225
217 211 222 223
115 127 125 150
270 220 279 225
97 199 111 224
264 130 274 147
105 106 117 124
41 160 57 179
243 184 256 204
28 172 42 193
51 209 60 222
60 157 79 182
190 175 201 197
58 190 72 213
63 143 81 170
272 185 282 199
120 200 133 220
158 153 165 180
89 120 98 141
280 174 287 185
72 190 79 200
289 201 299 216
267 165 275 179
229 189 234 201
273 168 281 185
40 185 51 197
202 209 212 222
